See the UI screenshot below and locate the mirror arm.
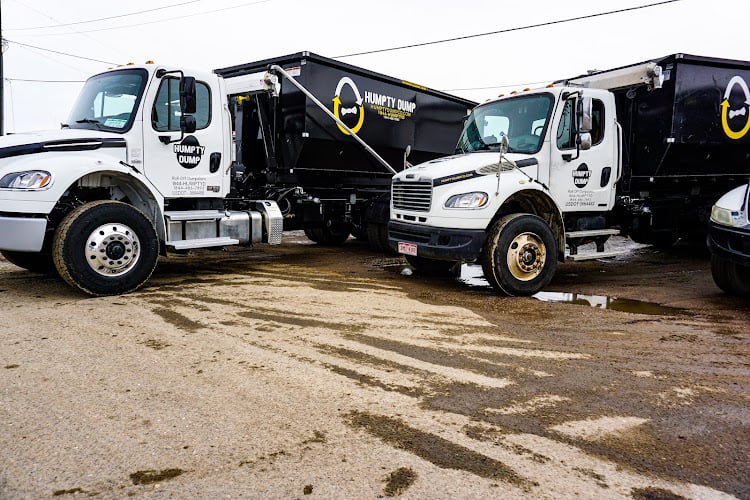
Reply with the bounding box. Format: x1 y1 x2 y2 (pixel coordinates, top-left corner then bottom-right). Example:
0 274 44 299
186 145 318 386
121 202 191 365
562 145 580 163
159 129 185 145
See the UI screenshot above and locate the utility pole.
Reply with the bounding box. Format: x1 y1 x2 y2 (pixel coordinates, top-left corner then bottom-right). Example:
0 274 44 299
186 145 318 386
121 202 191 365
1 5 4 136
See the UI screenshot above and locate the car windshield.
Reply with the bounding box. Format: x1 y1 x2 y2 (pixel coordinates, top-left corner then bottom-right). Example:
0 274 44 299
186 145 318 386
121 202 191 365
66 69 148 132
455 93 554 154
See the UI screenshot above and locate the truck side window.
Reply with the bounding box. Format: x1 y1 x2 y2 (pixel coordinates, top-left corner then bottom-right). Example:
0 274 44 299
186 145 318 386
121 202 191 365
557 98 605 149
152 77 211 132
557 100 575 150
591 100 605 145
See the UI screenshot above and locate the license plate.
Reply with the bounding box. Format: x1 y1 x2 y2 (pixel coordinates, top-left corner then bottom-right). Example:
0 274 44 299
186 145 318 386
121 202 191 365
398 242 418 256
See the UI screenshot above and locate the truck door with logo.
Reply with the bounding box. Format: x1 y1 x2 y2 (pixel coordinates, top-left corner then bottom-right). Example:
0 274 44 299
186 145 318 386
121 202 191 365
142 70 229 199
549 92 618 213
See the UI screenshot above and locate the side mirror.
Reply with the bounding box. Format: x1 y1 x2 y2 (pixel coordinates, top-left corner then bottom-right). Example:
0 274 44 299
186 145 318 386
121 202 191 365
403 145 412 169
578 132 592 151
577 95 593 133
498 133 510 156
180 76 197 115
180 115 197 134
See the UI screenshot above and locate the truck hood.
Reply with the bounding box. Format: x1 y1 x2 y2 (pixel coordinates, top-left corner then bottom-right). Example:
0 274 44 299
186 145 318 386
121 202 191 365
397 152 538 182
0 129 126 159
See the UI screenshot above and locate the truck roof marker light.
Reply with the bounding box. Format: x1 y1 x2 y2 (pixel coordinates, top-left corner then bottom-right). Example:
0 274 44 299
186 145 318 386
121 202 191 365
127 62 135 66
523 88 531 92
498 93 505 97
145 60 155 64
510 90 518 95
546 83 555 88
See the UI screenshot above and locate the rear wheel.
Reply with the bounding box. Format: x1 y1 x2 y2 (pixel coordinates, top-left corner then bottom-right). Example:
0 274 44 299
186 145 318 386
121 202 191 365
303 221 350 245
304 227 323 243
481 213 557 296
350 223 368 241
52 201 159 296
1 250 55 274
710 254 750 295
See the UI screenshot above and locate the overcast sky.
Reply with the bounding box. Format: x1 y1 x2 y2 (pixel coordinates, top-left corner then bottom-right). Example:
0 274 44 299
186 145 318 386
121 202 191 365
2 0 749 132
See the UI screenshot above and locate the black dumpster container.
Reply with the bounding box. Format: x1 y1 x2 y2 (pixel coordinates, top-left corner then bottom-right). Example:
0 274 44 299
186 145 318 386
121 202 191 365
215 52 475 247
579 53 750 242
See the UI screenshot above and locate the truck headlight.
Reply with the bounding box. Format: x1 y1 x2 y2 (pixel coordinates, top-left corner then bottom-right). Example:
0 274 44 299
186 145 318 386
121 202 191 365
710 204 743 227
0 171 53 190
444 192 488 209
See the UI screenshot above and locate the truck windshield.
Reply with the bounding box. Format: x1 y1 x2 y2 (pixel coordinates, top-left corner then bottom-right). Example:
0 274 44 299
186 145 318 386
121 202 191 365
66 69 148 132
456 93 554 155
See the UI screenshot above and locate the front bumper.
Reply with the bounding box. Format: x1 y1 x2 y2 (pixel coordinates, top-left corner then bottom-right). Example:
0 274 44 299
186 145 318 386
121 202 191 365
0 216 48 252
707 221 750 268
388 220 485 261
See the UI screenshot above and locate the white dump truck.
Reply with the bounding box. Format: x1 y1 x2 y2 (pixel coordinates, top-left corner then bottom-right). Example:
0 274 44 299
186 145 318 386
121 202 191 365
389 54 750 295
0 52 472 295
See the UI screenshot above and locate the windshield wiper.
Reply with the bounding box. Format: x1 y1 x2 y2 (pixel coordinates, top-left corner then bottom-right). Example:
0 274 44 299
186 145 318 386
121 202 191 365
475 142 516 153
75 118 103 129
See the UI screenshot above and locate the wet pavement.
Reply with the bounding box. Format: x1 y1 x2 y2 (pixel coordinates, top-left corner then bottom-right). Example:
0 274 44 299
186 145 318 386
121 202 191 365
0 233 748 498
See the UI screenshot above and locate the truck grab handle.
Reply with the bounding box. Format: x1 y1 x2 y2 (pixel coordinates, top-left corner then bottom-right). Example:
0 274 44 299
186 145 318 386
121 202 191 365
269 64 397 175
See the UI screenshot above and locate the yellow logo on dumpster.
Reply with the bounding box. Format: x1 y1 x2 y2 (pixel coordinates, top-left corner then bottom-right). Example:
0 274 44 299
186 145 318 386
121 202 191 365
332 77 364 135
721 76 750 140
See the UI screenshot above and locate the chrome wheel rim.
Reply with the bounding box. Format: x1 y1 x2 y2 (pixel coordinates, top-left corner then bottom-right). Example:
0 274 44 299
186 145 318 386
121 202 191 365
84 223 141 277
506 232 546 281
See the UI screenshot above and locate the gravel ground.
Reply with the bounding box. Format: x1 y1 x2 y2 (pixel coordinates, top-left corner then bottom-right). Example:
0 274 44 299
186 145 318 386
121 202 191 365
1 234 748 499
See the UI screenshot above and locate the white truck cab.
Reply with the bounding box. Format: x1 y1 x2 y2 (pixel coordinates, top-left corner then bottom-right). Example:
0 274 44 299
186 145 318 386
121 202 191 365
390 55 750 297
0 63 282 295
389 84 621 295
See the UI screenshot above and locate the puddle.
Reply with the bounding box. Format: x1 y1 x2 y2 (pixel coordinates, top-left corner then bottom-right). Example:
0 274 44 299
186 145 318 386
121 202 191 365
533 292 685 315
390 262 683 316
459 264 685 315
457 264 490 289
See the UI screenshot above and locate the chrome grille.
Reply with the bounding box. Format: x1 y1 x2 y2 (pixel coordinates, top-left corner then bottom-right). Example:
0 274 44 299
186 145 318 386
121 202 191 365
392 180 432 212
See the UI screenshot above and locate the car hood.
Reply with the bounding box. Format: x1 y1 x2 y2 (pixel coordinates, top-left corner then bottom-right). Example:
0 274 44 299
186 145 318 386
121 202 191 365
396 152 537 182
0 129 126 159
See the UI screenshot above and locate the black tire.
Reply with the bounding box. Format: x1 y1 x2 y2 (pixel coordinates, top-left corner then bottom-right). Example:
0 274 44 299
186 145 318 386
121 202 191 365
630 227 679 248
350 223 368 241
481 213 557 296
304 222 351 246
322 221 351 245
405 255 457 274
710 254 750 295
1 250 56 274
366 223 395 254
52 201 159 296
304 227 323 243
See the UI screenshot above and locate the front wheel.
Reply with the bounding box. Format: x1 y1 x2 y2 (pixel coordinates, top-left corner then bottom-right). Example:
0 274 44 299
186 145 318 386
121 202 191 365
52 201 159 296
710 254 750 296
481 214 557 296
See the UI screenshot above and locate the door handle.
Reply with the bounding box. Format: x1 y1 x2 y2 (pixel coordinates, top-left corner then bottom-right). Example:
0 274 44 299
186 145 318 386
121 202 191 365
209 152 221 173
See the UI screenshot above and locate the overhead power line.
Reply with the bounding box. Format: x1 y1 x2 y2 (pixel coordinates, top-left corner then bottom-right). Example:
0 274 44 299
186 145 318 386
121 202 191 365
5 77 85 83
335 0 682 59
6 0 200 31
3 0 270 68
5 0 273 36
443 80 553 92
5 39 118 65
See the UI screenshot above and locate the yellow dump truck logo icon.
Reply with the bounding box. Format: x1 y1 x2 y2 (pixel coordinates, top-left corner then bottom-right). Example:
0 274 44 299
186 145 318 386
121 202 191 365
721 76 750 140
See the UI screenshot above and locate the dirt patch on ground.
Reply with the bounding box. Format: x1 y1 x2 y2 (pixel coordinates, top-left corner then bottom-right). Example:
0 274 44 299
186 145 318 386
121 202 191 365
0 234 747 498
